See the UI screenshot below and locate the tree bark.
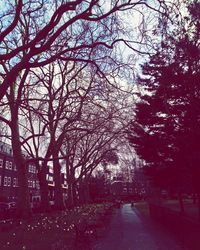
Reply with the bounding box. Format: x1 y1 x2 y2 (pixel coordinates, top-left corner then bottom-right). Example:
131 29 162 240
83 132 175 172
178 191 184 214
53 156 65 210
72 181 78 206
197 193 200 221
67 182 73 208
38 161 50 212
66 165 76 208
11 119 32 218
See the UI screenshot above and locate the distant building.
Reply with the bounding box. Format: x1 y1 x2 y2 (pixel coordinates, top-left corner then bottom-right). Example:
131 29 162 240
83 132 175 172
0 141 39 204
0 141 67 207
110 180 135 198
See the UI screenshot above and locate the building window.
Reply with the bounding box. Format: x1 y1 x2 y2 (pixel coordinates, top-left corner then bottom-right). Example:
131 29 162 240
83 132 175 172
4 176 8 186
36 180 40 189
29 165 36 173
13 178 17 187
32 181 35 188
9 162 12 170
0 158 3 168
49 167 53 174
28 180 33 188
13 164 17 171
7 177 11 186
5 161 9 169
48 175 53 182
0 175 1 186
13 178 19 187
29 165 31 173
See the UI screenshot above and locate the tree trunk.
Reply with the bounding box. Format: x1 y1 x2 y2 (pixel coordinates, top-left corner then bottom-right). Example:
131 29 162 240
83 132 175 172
53 157 65 210
38 162 50 212
67 182 74 208
66 165 76 208
11 123 32 218
85 178 91 203
80 178 90 204
178 191 184 213
197 193 200 221
192 193 197 204
72 181 78 206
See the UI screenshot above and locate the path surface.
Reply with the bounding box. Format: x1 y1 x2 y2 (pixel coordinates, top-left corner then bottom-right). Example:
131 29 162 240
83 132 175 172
91 204 187 250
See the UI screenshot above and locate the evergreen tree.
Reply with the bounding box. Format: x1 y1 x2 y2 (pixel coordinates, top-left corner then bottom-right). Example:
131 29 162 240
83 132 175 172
129 1 200 201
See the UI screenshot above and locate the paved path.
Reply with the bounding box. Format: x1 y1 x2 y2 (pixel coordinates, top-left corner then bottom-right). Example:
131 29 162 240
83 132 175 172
91 204 187 250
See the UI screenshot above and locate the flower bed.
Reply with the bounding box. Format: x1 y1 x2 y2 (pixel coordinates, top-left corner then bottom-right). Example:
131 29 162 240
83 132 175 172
0 202 114 250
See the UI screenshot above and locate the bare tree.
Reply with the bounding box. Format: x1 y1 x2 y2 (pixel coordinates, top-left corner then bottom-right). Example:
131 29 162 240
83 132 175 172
0 0 168 217
19 60 99 211
58 78 135 206
0 0 168 100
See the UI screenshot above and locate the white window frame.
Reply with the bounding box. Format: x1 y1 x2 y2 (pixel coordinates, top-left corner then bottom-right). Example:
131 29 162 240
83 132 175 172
28 180 33 188
9 162 12 170
49 167 53 174
4 176 7 186
49 176 53 182
7 177 11 186
0 158 3 168
5 161 9 169
13 178 17 187
33 166 36 173
13 164 17 171
36 180 40 189
29 165 34 173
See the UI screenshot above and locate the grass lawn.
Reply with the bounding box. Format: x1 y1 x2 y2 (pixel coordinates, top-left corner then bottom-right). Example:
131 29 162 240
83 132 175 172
0 202 114 250
134 201 150 217
162 199 199 219
134 199 199 220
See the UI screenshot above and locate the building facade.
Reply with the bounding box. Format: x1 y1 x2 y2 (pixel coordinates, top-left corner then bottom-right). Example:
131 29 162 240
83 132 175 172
0 141 69 209
0 141 39 204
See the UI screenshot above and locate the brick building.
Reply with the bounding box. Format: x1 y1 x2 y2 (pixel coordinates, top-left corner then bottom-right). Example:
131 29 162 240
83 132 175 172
0 141 39 204
0 141 69 208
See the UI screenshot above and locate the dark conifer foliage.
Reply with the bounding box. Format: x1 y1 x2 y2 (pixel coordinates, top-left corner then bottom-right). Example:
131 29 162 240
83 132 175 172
129 1 200 194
